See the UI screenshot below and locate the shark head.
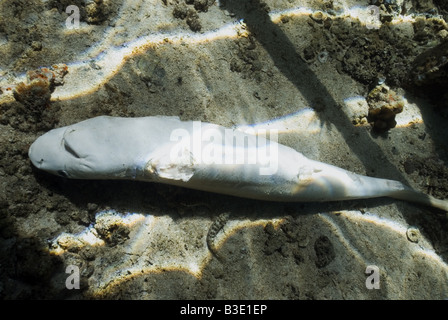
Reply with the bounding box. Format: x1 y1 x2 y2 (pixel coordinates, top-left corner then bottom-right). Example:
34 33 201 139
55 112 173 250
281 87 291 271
28 116 174 180
29 125 97 179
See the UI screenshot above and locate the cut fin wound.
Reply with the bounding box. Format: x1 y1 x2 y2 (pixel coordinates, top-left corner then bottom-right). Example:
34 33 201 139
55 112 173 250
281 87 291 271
145 145 196 182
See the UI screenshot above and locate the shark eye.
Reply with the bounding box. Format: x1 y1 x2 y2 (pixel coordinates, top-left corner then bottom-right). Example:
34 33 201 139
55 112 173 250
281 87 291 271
57 170 68 178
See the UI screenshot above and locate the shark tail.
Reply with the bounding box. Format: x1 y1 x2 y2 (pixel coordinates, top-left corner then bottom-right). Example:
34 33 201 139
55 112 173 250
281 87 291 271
389 187 448 212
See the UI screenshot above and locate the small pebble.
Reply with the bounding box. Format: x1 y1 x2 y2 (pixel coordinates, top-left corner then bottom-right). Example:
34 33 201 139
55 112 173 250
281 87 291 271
310 11 325 23
31 41 42 51
297 234 309 248
317 51 329 63
406 226 420 243
437 30 448 39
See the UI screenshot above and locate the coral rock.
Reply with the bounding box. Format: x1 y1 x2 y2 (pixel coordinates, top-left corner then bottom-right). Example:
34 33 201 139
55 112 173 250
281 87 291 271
13 64 68 113
367 83 404 132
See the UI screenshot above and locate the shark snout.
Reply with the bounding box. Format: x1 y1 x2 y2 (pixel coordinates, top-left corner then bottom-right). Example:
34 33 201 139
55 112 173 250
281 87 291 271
29 127 67 173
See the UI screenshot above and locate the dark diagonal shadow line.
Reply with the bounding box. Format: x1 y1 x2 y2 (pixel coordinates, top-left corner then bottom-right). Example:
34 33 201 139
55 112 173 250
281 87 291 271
220 0 409 184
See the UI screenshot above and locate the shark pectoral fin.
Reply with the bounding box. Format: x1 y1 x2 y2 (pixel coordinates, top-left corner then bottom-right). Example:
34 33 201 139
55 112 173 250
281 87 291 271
62 128 97 159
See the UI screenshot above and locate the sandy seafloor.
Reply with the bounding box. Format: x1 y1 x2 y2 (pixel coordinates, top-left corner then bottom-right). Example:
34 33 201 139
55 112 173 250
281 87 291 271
0 0 448 300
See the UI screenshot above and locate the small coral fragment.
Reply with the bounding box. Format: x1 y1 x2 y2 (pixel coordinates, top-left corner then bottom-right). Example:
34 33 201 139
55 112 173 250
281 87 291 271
366 83 404 132
172 0 213 32
85 0 110 24
13 64 68 113
94 211 130 246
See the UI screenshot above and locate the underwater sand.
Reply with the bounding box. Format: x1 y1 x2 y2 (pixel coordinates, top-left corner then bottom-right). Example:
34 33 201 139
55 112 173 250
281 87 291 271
0 0 447 299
